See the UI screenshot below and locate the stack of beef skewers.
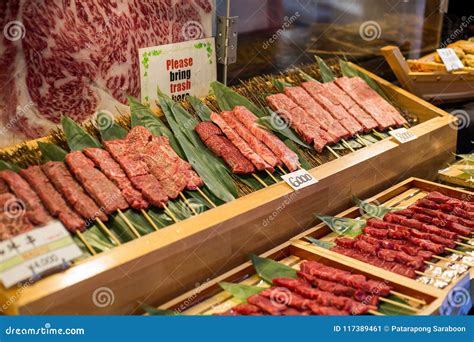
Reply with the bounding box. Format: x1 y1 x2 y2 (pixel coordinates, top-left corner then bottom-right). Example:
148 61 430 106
217 260 394 316
330 191 474 285
266 76 407 153
0 126 204 252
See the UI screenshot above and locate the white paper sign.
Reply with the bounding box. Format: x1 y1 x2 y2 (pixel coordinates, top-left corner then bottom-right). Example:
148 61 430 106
0 221 82 288
389 128 417 144
281 169 318 190
436 48 465 72
139 38 216 108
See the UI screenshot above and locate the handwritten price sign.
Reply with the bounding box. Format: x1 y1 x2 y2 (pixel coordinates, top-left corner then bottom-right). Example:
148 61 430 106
281 169 318 190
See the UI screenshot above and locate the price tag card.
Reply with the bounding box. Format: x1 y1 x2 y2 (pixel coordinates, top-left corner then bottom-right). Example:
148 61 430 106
281 169 318 190
440 273 472 315
139 37 216 108
0 221 82 288
436 48 465 72
389 127 417 144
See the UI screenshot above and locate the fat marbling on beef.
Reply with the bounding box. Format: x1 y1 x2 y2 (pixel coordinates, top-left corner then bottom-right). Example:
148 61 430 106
0 0 213 146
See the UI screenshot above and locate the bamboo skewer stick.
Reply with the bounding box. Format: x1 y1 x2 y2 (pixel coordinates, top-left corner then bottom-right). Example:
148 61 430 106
356 134 369 147
458 236 472 241
389 291 426 306
378 297 420 312
196 187 217 208
432 255 467 266
326 146 340 158
455 241 474 249
253 174 268 187
372 129 386 140
163 204 179 223
369 310 384 316
415 271 447 281
180 192 198 215
117 208 141 238
445 248 469 256
341 139 355 152
277 165 287 174
265 170 279 183
141 209 160 231
76 230 96 256
425 261 447 269
95 218 121 246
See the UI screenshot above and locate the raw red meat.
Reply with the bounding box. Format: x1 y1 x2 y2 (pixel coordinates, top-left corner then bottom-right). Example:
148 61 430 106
195 121 255 174
221 110 280 167
211 112 272 171
322 82 378 132
20 166 85 232
0 0 213 145
0 170 51 226
233 106 300 171
299 82 363 136
83 147 149 210
335 77 407 128
65 151 129 214
42 162 108 222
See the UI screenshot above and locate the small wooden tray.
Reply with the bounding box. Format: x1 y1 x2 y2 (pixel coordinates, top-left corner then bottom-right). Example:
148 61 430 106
438 160 474 190
158 177 473 316
382 45 474 104
159 242 442 315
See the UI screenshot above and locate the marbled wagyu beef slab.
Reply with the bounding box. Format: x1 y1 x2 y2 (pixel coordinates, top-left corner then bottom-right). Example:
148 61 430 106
0 0 213 146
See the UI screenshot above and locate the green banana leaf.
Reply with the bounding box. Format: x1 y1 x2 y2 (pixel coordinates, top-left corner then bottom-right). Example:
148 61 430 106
305 236 335 249
147 207 174 228
317 214 365 237
211 81 266 117
219 282 265 302
128 96 185 159
0 160 21 172
315 55 336 83
61 116 101 150
332 139 363 150
96 111 128 141
250 254 297 284
187 95 212 121
157 93 237 203
38 142 68 162
141 303 178 316
352 196 402 219
272 79 292 93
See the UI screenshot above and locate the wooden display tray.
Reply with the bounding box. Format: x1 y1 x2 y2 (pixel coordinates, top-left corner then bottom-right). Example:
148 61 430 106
438 160 474 190
292 177 473 295
382 45 474 104
0 64 457 315
160 177 473 316
159 241 443 315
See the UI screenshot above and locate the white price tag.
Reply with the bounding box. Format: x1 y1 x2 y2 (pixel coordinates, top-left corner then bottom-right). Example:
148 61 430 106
281 169 318 190
389 128 417 144
436 48 465 72
0 221 82 288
